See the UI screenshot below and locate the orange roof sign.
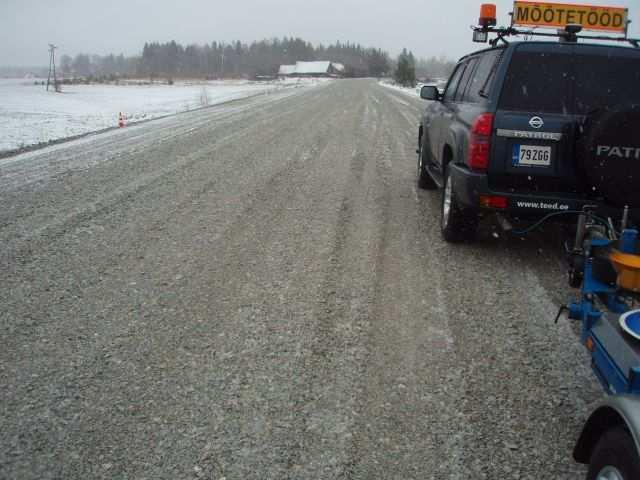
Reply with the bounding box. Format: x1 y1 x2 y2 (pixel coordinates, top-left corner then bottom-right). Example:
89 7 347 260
512 1 629 33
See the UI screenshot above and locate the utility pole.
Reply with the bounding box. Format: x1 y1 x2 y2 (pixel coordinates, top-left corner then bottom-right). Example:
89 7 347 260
46 44 59 92
220 52 225 79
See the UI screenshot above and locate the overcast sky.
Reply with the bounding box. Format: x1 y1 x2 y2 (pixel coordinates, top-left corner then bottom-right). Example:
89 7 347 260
1 0 638 66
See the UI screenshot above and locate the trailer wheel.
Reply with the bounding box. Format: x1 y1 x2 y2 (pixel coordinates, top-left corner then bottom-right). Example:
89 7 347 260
587 426 640 480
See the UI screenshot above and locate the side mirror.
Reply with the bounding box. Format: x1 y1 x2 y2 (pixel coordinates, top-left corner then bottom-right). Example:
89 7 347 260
420 85 440 101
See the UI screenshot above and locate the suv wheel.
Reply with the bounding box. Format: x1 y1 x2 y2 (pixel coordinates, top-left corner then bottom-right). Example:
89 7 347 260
417 139 437 190
441 165 478 243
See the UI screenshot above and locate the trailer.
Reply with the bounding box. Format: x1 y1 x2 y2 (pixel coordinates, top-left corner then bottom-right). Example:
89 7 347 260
555 207 640 479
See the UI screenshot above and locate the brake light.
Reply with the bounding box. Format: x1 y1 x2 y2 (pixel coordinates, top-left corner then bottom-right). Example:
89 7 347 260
468 113 494 171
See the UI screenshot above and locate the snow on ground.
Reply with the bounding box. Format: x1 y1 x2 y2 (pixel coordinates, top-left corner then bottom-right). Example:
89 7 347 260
380 80 422 98
0 78 326 153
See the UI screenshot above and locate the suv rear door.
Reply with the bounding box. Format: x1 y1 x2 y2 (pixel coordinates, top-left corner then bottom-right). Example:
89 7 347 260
490 43 579 194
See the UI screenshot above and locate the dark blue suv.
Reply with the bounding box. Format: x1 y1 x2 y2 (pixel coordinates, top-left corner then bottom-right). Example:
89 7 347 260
418 41 640 242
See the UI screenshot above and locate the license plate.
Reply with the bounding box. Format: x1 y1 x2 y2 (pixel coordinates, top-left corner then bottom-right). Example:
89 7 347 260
512 144 552 167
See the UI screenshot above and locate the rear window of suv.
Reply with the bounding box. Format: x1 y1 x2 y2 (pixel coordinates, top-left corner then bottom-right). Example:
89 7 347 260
573 53 640 114
499 46 640 115
499 50 571 114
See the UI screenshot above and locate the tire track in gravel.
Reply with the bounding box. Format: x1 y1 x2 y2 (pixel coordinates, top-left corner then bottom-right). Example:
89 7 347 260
1 105 338 352
0 86 322 240
1 84 335 343
433 240 601 479
277 87 386 479
152 90 358 479
1 89 331 265
0 87 316 271
376 82 601 478
332 82 465 480
1 100 320 271
1 81 351 480
1 79 604 480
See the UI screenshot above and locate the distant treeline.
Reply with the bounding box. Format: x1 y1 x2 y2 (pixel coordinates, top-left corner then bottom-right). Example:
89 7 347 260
54 37 456 82
58 38 393 80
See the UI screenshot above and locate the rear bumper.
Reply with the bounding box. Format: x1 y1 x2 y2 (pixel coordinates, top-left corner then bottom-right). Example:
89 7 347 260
450 163 591 216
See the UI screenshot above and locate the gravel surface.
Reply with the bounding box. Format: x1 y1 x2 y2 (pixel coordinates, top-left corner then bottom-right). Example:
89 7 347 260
1 79 602 479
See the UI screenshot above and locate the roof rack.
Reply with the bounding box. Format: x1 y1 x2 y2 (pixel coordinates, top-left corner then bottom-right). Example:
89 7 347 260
472 3 639 49
473 24 640 48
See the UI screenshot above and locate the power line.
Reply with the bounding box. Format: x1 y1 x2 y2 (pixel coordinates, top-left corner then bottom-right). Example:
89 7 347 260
46 44 59 92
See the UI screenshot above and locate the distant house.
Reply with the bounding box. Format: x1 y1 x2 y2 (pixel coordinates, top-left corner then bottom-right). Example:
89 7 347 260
278 61 344 78
278 65 298 76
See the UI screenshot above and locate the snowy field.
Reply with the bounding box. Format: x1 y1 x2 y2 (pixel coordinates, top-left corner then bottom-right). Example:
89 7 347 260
0 78 325 153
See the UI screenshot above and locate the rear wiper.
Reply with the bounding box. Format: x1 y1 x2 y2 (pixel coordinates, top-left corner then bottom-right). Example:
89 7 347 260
478 50 505 101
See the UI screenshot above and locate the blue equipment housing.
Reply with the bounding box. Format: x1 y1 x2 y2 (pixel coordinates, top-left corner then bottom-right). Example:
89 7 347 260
569 230 640 395
565 222 640 473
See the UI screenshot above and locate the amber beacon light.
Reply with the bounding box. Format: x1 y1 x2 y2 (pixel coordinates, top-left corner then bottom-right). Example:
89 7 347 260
479 4 497 27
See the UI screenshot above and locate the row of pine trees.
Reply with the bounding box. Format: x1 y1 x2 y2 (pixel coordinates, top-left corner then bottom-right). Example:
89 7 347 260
59 38 392 80
57 37 455 84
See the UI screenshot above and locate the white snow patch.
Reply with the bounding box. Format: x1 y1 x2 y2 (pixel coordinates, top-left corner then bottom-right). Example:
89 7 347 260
379 79 448 98
379 80 421 98
0 78 327 153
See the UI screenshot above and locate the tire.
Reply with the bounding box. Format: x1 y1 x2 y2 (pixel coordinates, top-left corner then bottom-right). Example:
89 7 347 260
441 165 478 243
586 426 640 480
417 139 437 190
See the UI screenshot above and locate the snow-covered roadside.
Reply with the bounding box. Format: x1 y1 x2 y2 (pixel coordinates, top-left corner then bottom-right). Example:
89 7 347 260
379 78 448 98
379 80 421 97
0 78 328 153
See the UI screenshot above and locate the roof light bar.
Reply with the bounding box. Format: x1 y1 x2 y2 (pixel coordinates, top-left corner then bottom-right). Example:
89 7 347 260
472 1 639 48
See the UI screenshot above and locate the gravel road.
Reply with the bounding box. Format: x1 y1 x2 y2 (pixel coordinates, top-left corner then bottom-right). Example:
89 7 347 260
1 79 603 479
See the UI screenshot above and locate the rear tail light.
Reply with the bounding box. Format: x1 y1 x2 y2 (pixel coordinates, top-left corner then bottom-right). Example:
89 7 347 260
468 113 494 171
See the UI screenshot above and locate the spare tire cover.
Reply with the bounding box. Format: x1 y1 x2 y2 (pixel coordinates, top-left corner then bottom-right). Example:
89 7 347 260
578 105 640 208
